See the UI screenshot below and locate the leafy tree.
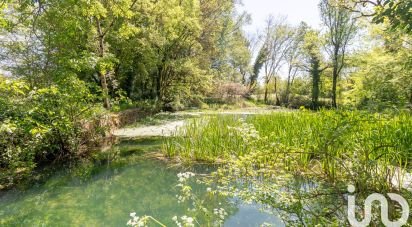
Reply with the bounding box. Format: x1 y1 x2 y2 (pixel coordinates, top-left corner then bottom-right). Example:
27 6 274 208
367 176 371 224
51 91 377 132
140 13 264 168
1 0 250 110
282 22 307 104
2 0 140 108
345 0 411 34
250 45 267 92
300 30 328 110
0 75 100 185
260 16 294 104
347 27 412 109
320 0 357 108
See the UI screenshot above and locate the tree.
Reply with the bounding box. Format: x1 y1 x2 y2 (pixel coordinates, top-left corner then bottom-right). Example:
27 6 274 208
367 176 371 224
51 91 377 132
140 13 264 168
2 0 249 109
0 0 251 110
2 0 141 109
301 30 328 110
197 0 251 84
320 0 357 108
229 30 252 84
282 22 307 104
349 49 411 109
249 45 267 92
345 0 412 34
260 16 294 104
346 26 412 109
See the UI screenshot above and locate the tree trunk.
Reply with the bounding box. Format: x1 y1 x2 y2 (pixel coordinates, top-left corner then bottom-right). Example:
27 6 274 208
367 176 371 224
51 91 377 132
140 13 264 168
311 58 321 110
99 71 111 109
264 82 269 104
409 91 412 106
284 80 291 104
331 67 338 108
274 77 280 106
312 71 320 110
96 18 111 109
331 48 339 108
156 65 163 101
284 66 294 104
125 72 136 98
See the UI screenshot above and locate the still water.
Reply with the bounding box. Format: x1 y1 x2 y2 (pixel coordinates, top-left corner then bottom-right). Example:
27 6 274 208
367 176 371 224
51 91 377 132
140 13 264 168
0 139 283 226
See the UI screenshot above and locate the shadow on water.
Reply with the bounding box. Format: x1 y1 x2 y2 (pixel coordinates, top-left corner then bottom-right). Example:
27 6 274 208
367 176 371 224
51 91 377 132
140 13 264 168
0 138 284 226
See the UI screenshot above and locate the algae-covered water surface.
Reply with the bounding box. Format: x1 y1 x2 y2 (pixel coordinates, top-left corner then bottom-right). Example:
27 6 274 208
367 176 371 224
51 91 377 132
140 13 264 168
0 139 282 226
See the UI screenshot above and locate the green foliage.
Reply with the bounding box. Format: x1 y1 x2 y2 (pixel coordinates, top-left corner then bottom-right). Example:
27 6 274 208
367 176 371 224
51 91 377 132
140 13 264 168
165 110 412 224
372 0 412 34
0 76 102 187
250 47 268 90
345 26 412 110
1 0 251 109
320 0 357 108
3 0 407 112
302 29 325 109
164 110 412 183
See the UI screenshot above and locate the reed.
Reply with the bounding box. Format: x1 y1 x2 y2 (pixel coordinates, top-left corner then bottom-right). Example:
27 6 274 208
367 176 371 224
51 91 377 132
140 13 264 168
163 110 412 189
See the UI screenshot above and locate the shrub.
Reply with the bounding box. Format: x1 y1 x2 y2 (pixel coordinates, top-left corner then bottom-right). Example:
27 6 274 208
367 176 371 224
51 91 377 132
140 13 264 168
287 95 312 109
0 76 102 187
212 82 248 103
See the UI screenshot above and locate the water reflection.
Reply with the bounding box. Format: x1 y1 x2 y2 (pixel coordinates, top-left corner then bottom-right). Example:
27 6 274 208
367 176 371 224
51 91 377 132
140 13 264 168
0 139 283 226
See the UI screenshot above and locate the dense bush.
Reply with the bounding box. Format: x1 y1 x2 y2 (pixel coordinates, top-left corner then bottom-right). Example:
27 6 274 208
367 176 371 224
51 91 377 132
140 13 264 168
287 95 333 109
287 95 312 109
346 48 412 111
211 82 249 103
0 76 102 186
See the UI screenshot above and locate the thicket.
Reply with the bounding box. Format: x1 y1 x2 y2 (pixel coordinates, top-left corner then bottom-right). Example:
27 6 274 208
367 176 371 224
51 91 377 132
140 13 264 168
0 0 251 186
0 76 102 187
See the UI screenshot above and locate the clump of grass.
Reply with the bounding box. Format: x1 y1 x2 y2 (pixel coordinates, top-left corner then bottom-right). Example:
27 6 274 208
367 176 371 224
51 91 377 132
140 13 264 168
163 116 244 162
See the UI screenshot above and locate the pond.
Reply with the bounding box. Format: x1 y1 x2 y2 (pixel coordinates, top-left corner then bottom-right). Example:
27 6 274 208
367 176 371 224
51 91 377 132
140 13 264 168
0 139 284 226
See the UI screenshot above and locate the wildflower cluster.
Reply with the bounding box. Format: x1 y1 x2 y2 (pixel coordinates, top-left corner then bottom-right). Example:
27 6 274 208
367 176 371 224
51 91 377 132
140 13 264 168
172 215 195 227
127 213 148 227
228 118 260 144
175 172 229 226
176 172 195 203
177 172 195 182
213 208 228 225
127 171 231 226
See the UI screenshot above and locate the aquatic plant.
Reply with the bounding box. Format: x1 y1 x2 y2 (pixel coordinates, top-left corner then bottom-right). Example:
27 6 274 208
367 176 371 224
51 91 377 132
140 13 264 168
128 172 228 227
163 110 412 225
164 110 412 188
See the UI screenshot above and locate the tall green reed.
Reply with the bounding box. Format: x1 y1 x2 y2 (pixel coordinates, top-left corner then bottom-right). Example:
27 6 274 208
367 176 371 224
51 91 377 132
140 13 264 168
163 110 412 190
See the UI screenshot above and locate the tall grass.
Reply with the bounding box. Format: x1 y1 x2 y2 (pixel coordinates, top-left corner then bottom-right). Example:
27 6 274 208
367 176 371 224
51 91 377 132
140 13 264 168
163 116 244 162
163 110 412 190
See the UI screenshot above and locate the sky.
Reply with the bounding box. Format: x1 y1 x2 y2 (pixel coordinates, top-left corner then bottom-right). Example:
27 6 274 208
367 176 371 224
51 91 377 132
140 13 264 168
237 0 324 79
238 0 322 35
